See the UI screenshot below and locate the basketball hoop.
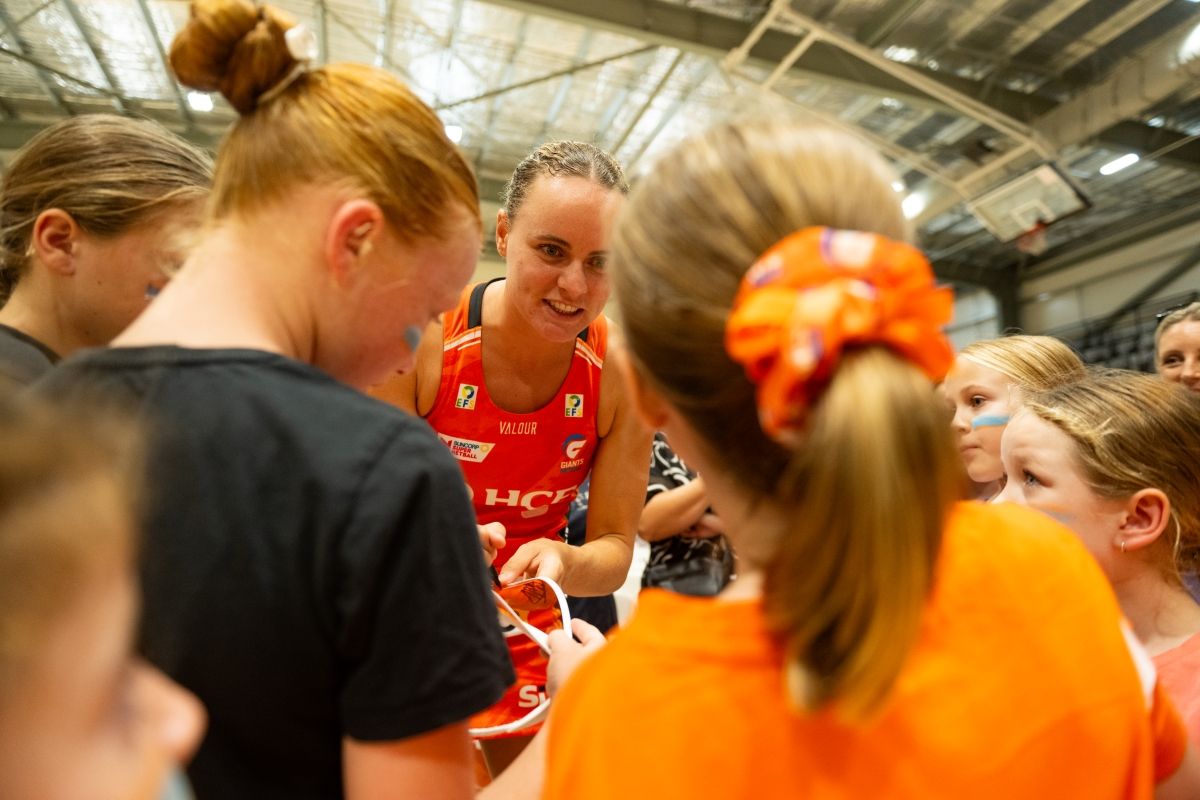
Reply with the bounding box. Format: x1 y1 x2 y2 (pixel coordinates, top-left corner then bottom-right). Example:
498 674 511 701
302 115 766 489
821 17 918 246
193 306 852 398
1016 221 1048 256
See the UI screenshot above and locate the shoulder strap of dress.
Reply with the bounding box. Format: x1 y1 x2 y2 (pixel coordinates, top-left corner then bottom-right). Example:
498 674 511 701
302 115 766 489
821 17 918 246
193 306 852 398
467 277 593 344
467 277 505 329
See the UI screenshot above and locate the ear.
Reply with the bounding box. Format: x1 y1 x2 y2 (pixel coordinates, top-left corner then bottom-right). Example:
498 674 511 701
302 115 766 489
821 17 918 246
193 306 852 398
30 209 82 276
613 343 669 430
1117 488 1171 554
324 200 385 286
495 209 510 258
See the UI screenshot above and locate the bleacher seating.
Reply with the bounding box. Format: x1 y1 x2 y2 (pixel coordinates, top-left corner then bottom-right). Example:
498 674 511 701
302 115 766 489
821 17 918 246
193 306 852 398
1049 289 1199 372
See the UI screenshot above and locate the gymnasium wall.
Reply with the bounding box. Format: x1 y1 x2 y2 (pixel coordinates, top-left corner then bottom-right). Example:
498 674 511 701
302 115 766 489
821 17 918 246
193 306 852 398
947 215 1200 348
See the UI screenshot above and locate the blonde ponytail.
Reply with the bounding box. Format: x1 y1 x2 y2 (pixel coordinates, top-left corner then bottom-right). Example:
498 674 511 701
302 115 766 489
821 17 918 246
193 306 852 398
611 119 965 718
766 349 963 716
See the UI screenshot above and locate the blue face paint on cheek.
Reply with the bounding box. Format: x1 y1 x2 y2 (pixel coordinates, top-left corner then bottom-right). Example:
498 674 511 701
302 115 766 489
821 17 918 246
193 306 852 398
1036 506 1075 526
403 325 421 351
971 414 1010 429
158 768 195 800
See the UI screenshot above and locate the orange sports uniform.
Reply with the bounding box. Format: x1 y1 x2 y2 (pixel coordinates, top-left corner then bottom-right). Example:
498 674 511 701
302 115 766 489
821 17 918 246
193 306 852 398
1155 633 1200 746
426 280 606 737
545 502 1188 798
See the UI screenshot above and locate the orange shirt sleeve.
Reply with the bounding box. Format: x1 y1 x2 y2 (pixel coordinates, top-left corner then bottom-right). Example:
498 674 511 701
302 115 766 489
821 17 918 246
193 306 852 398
1152 679 1188 783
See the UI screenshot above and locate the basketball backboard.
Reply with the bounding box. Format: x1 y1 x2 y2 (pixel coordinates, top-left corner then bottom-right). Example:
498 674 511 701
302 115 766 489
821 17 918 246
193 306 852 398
967 163 1091 243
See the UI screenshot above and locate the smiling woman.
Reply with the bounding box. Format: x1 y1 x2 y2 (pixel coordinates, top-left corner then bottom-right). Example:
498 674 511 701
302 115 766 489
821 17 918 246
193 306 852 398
1156 302 1200 392
371 140 652 776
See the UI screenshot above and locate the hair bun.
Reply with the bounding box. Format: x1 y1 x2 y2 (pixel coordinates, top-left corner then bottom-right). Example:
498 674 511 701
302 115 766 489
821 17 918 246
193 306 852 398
169 0 299 114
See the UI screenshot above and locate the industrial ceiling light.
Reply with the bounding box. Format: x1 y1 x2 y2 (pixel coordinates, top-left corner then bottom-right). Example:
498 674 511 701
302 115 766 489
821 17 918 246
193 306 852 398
902 193 925 219
1098 153 1139 176
186 91 213 112
444 124 463 143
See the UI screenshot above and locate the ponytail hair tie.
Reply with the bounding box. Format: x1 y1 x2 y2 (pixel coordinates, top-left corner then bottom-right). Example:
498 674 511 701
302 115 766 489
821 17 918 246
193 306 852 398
257 24 319 107
725 227 954 444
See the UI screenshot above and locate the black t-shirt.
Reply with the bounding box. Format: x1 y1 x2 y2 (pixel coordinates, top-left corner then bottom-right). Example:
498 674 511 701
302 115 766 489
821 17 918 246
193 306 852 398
0 323 58 391
39 347 513 799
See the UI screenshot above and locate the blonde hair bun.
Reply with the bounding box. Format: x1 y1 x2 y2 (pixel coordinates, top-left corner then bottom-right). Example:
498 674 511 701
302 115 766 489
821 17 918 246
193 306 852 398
169 0 299 114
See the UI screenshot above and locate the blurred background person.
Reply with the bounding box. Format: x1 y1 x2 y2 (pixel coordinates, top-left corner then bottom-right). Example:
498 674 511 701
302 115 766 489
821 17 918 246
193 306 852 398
0 115 211 389
0 396 205 800
1156 303 1200 392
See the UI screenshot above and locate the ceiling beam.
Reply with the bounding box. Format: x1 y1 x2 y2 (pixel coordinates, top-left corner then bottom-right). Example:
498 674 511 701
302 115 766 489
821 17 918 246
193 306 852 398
134 0 193 127
857 0 924 48
59 0 128 114
0 4 71 116
474 0 1194 169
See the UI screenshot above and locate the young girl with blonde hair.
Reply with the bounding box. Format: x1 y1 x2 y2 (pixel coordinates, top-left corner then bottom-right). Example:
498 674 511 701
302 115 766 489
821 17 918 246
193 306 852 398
942 334 1085 498
999 370 1200 743
542 120 1199 799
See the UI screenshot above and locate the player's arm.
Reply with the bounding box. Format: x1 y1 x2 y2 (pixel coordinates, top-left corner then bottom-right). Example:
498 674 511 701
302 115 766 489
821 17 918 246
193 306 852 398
343 723 474 800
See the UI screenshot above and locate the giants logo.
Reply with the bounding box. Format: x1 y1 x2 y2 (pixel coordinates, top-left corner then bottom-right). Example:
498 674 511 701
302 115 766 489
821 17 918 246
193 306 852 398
455 383 477 410
560 434 587 472
470 485 580 519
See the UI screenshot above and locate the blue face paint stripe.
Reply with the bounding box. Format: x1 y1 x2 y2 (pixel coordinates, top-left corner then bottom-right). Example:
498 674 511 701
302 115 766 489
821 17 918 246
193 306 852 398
971 414 1010 429
1042 509 1075 525
403 325 422 351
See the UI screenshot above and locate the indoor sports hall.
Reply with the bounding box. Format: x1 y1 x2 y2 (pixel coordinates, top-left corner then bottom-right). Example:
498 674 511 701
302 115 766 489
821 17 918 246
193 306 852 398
2 1 1200 798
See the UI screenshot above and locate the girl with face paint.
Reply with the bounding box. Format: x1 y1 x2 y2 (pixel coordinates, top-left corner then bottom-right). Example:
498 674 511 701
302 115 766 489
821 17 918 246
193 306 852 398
997 370 1200 747
941 335 1085 499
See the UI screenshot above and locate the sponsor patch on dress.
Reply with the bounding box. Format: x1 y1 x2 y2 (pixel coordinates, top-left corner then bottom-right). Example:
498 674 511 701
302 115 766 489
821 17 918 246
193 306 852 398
437 433 494 462
564 393 583 418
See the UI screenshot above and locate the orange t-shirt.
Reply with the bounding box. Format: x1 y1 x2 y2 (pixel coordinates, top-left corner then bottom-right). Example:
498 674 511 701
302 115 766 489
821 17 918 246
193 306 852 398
544 501 1186 799
1155 633 1200 746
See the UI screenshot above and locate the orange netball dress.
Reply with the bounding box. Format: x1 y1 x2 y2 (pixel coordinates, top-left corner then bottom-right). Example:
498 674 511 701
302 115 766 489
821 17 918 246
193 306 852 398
425 279 606 736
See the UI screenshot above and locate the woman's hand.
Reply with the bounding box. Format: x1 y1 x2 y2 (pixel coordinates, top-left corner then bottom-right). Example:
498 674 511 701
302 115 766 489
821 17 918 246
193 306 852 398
497 538 567 585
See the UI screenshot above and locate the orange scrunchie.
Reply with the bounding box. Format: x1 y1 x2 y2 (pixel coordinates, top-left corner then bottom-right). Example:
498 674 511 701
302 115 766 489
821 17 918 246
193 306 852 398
725 227 954 443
